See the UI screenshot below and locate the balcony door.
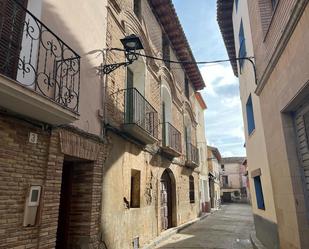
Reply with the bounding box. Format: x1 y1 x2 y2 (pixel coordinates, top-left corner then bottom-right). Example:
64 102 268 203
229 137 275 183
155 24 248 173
125 68 134 124
0 0 28 79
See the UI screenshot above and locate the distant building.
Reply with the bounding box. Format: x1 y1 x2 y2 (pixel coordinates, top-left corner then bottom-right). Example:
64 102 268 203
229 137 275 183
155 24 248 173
220 157 248 203
218 0 309 248
195 93 210 213
207 146 222 209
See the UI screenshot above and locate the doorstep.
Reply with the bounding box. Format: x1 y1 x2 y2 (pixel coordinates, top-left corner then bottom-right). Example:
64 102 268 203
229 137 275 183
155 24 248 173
141 213 210 249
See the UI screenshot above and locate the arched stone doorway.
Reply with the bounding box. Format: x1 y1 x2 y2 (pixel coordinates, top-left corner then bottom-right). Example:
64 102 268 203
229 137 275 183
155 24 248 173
160 169 176 231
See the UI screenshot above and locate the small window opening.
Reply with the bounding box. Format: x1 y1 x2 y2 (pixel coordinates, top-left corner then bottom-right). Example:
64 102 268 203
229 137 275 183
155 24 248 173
130 169 141 208
189 175 195 203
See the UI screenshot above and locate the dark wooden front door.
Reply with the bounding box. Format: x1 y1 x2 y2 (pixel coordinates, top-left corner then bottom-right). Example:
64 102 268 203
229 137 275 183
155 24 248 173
56 161 74 249
160 170 172 231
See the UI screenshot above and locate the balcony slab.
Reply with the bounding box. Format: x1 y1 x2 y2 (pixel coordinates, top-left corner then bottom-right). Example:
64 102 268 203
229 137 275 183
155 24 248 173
0 74 79 125
122 123 158 145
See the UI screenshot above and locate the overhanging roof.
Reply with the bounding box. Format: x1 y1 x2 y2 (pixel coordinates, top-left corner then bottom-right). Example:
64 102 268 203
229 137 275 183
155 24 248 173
221 157 247 164
195 92 207 110
149 0 205 90
207 145 222 162
217 0 238 77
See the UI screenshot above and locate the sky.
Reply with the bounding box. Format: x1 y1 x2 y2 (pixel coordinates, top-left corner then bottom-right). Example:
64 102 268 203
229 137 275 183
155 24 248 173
173 0 246 157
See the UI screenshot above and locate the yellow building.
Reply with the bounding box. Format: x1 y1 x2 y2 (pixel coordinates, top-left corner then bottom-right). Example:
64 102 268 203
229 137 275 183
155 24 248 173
101 0 206 248
207 146 222 210
218 0 309 248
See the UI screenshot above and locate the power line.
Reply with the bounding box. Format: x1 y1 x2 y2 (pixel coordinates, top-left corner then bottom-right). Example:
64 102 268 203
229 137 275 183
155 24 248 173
110 47 254 65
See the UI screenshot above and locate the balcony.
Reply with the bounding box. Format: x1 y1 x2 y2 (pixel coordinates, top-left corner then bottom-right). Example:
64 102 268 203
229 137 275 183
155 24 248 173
108 88 158 145
0 0 80 125
161 122 181 157
185 143 199 168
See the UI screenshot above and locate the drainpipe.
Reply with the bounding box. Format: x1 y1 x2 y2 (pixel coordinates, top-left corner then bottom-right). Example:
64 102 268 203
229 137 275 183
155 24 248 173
100 49 109 138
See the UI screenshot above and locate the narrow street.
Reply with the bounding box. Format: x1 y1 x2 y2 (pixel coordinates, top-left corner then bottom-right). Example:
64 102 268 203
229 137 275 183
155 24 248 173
156 204 255 249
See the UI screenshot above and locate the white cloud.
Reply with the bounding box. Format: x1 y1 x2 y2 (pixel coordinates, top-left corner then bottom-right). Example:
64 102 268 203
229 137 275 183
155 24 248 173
200 63 238 96
199 64 245 156
220 95 241 109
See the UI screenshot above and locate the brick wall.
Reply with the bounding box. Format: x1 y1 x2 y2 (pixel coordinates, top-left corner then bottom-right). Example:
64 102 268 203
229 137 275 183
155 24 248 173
0 114 108 249
248 0 297 81
0 114 51 249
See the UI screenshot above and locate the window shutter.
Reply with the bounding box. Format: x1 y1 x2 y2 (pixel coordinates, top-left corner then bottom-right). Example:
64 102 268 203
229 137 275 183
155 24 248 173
0 0 28 79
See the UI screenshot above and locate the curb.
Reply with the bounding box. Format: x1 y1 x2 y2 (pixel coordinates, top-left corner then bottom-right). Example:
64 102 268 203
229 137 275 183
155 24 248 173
250 231 267 249
142 213 211 249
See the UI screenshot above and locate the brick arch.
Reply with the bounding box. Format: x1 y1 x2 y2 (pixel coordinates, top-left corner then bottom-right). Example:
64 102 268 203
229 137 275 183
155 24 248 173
121 11 158 68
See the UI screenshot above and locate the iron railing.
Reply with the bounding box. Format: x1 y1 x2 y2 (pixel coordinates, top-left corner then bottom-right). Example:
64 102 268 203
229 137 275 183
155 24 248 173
0 0 80 112
186 142 199 165
124 88 158 138
162 122 181 153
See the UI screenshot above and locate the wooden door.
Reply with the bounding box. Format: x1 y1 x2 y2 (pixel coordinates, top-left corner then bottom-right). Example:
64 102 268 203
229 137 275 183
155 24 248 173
160 179 168 230
295 104 309 193
160 171 172 231
0 0 28 78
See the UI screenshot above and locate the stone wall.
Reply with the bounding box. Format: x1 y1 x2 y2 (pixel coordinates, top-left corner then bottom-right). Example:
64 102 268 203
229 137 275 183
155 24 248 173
101 132 200 249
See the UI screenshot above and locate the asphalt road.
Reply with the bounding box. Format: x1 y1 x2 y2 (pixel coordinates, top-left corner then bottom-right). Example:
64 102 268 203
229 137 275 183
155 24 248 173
156 203 255 249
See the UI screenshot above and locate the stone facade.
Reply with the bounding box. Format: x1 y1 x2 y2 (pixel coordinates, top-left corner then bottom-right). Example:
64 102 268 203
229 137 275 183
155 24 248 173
100 0 206 248
207 146 221 209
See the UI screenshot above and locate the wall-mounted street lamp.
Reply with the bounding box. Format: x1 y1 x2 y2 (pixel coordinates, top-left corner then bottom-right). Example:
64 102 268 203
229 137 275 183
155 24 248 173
100 34 144 75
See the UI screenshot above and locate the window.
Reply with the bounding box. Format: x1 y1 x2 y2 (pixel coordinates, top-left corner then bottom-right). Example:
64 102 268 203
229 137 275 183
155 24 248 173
254 176 265 210
162 34 170 69
222 176 228 187
246 95 255 135
133 0 141 20
271 0 278 10
130 169 141 208
238 20 246 69
189 175 195 203
235 0 239 12
257 0 279 35
185 76 189 99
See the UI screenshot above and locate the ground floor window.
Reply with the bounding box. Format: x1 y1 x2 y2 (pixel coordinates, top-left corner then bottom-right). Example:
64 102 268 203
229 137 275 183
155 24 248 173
130 169 141 208
254 175 265 210
189 175 195 203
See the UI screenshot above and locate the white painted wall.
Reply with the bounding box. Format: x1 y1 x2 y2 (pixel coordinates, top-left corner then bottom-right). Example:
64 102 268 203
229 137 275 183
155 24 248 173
232 0 277 222
17 0 42 88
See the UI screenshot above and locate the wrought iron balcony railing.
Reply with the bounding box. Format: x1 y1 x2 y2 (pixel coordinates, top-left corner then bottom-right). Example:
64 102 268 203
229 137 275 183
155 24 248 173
162 122 181 154
108 87 158 142
124 88 158 138
186 142 199 166
0 0 80 112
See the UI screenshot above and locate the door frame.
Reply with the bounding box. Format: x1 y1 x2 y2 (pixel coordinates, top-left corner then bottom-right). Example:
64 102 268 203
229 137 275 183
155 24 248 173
159 168 177 231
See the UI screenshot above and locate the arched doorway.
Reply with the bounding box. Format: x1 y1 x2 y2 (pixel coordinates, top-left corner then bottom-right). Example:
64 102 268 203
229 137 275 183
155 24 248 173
160 169 176 231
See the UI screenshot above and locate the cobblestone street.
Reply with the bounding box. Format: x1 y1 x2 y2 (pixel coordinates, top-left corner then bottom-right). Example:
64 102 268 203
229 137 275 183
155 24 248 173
156 204 255 249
